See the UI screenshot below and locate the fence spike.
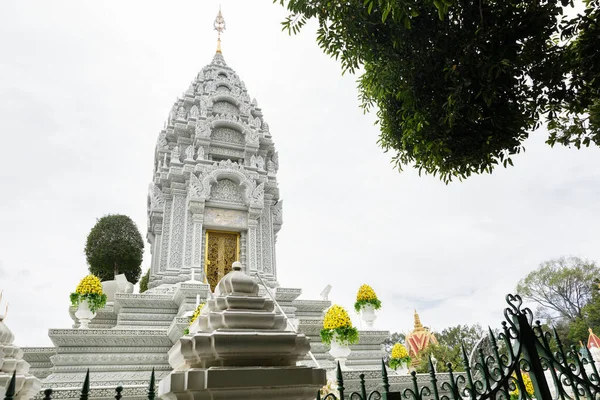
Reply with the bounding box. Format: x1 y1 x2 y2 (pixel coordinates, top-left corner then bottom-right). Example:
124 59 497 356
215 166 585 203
80 369 90 400
446 363 460 399
4 371 16 400
43 388 53 400
461 342 476 400
316 390 321 400
428 356 440 400
336 361 345 400
114 386 123 400
380 358 390 395
410 371 420 400
148 368 156 400
359 373 367 400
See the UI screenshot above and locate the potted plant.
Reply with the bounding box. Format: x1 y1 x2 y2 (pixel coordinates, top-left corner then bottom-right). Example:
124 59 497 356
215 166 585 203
389 343 411 375
321 305 359 369
184 303 205 335
354 284 382 329
70 275 107 329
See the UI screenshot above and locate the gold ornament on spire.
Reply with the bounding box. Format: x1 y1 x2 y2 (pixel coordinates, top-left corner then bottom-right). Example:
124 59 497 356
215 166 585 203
413 309 424 332
214 6 226 53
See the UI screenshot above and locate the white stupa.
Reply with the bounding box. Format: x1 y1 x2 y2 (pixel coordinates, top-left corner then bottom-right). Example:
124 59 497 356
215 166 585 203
21 9 389 399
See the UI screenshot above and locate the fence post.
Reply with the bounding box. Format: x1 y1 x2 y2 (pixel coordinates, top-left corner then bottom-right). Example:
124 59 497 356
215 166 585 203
515 313 552 399
359 373 367 400
79 370 90 400
380 359 390 398
148 368 156 400
336 361 345 400
114 386 123 400
43 388 53 400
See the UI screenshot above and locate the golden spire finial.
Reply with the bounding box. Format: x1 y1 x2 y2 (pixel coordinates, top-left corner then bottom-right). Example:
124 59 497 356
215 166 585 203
413 309 424 331
214 6 226 53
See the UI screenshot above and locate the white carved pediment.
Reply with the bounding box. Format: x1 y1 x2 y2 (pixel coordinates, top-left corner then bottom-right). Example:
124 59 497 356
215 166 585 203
201 163 257 207
209 179 244 204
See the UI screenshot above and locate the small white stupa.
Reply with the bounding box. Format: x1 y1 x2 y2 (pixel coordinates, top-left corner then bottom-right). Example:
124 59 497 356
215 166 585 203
0 293 41 399
159 262 326 400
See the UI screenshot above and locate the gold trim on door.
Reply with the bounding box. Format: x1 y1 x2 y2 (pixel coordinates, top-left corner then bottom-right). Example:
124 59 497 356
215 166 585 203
204 230 240 291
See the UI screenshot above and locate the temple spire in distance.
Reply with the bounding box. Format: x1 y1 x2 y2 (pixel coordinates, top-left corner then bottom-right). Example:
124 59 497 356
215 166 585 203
214 6 226 54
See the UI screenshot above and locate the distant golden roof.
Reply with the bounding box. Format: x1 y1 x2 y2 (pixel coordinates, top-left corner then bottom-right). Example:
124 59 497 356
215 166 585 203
405 310 437 359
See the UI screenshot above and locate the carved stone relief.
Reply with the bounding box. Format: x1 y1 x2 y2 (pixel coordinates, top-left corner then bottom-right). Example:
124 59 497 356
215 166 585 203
211 127 244 145
168 195 185 269
210 179 244 204
212 100 239 115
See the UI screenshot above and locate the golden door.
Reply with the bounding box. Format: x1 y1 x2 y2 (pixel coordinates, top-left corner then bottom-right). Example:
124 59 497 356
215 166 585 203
204 230 240 291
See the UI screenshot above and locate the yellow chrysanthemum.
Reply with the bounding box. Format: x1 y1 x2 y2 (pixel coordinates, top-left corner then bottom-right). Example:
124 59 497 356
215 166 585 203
75 275 103 295
356 284 378 302
511 372 534 397
323 305 353 330
189 303 205 325
391 343 409 359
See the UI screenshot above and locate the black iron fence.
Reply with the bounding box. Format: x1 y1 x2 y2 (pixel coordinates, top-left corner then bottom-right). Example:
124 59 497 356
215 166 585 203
4 294 600 400
3 369 155 400
321 294 600 400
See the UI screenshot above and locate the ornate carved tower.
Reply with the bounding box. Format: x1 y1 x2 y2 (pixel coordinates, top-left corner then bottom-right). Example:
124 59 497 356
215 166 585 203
146 15 281 290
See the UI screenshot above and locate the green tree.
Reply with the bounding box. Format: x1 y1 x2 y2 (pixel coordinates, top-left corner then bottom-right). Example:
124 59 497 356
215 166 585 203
516 257 600 322
84 214 144 284
568 282 600 344
415 324 484 373
139 269 150 293
276 0 600 182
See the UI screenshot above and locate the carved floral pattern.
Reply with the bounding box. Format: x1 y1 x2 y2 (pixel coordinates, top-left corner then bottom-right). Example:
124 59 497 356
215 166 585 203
212 100 239 115
211 127 244 145
184 211 193 267
210 179 244 204
159 200 172 272
169 196 185 269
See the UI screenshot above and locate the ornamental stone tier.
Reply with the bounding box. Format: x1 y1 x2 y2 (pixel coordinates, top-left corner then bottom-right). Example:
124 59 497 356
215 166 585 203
159 262 325 400
0 299 41 400
20 13 389 398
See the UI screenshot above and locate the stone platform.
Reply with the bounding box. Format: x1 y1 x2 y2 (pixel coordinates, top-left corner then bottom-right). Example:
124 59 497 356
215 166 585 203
22 283 388 398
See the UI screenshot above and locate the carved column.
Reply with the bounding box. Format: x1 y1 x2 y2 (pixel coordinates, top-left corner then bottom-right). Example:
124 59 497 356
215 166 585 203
189 199 206 282
167 190 187 272
247 217 260 275
159 197 173 273
240 231 247 269
151 229 162 277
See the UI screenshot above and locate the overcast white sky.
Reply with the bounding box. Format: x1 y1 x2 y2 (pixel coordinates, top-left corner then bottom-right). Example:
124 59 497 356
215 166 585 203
1 0 599 347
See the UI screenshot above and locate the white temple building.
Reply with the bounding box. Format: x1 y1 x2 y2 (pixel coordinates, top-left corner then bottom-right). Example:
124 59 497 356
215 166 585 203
20 13 389 399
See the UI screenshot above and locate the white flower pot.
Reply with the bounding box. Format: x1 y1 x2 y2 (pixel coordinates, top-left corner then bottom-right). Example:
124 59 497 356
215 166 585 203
74 300 96 329
329 335 352 370
394 362 409 375
360 304 377 329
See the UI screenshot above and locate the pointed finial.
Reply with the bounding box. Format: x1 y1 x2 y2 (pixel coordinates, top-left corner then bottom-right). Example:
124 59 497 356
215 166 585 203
413 309 424 331
0 290 8 322
214 6 226 53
